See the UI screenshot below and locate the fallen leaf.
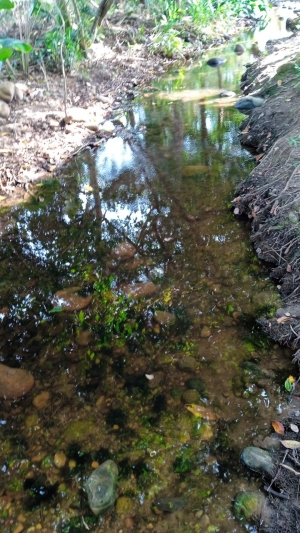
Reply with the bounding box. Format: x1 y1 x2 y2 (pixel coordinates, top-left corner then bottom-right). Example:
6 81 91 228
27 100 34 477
0 196 7 202
277 79 282 86
186 404 219 421
291 424 299 433
255 153 264 161
267 132 272 138
277 316 292 324
280 440 300 449
0 149 12 154
145 374 154 380
272 421 285 435
287 264 293 273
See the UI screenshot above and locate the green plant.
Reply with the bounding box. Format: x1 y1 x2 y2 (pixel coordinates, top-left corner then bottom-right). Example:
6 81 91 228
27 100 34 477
150 26 185 58
0 0 32 62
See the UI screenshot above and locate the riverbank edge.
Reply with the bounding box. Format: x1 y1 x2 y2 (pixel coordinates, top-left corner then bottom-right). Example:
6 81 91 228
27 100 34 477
232 30 300 533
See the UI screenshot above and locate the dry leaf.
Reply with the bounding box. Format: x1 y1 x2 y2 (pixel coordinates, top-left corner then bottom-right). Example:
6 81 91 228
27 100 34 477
267 132 272 138
277 79 282 86
0 196 7 202
255 153 264 161
291 424 299 433
272 421 285 435
186 404 219 421
241 127 249 134
280 440 300 449
287 264 293 273
277 316 292 324
0 149 12 154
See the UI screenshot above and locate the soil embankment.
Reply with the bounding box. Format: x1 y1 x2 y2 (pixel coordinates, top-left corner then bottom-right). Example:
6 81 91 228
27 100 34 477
233 31 300 532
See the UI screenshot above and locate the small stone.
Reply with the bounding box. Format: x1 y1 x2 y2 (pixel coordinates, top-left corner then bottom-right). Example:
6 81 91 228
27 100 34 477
186 377 206 393
200 326 211 338
177 356 197 372
33 391 51 410
241 446 276 477
206 57 226 67
124 517 134 529
54 452 67 468
234 491 266 521
234 96 264 112
154 310 176 326
0 100 10 119
0 81 15 102
12 523 24 533
85 460 118 515
0 363 34 399
199 514 210 527
52 287 92 311
234 44 245 54
116 496 133 514
182 389 200 404
14 85 24 101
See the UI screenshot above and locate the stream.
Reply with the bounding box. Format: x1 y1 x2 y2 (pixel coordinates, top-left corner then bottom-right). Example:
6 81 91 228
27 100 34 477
0 5 298 533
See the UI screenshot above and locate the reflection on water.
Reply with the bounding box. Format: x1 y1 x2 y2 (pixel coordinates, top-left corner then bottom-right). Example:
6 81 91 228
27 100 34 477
0 8 296 533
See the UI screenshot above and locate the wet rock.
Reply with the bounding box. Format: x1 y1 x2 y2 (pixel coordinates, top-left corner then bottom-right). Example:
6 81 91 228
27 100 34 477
182 389 200 404
234 96 264 112
0 100 10 119
260 436 281 451
234 490 266 521
200 326 211 338
241 446 276 478
154 310 176 326
85 460 118 515
234 44 245 55
111 242 136 260
186 377 206 393
52 287 92 311
54 452 67 468
0 363 34 399
219 91 236 97
153 497 187 513
206 57 227 67
0 81 15 102
116 496 133 514
33 391 51 410
122 281 157 299
276 305 300 318
177 356 197 372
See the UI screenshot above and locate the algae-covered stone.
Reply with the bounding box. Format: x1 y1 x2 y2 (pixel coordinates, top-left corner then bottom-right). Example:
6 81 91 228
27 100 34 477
234 490 266 521
115 496 133 514
182 389 200 404
186 377 206 393
241 446 276 477
85 460 118 515
177 356 197 372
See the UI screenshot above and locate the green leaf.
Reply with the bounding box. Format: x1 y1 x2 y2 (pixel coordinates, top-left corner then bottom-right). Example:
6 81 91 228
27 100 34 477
0 38 32 53
0 0 14 9
285 378 293 392
0 47 12 60
50 306 64 313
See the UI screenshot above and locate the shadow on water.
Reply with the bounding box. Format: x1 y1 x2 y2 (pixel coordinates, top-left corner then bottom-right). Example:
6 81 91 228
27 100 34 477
0 7 297 533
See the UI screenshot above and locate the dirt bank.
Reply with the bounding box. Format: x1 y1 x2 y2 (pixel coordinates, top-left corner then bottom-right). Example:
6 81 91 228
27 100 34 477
233 32 300 350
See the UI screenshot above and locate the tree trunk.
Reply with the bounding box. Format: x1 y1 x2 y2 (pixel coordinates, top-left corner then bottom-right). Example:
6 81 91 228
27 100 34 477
91 0 114 43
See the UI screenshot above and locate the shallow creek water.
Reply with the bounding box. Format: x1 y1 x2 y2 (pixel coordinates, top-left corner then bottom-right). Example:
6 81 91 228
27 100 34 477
0 7 298 533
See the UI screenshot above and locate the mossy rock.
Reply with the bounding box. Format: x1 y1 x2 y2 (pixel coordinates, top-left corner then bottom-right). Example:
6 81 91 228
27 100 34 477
61 420 97 444
276 62 296 76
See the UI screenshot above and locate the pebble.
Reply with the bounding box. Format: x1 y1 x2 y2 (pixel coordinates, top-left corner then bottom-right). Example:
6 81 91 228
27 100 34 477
177 356 197 372
33 391 51 410
200 326 211 338
0 100 10 119
241 446 276 477
12 524 24 533
54 452 67 468
116 496 133 514
199 514 210 527
206 57 227 67
0 363 34 399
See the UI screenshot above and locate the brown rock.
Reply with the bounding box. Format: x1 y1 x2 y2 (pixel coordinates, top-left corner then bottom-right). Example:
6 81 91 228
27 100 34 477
0 81 15 103
33 391 50 410
52 287 92 311
0 363 34 399
0 100 10 119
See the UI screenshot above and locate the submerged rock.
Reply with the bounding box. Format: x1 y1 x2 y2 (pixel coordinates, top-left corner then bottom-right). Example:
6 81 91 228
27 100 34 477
153 497 187 513
234 44 245 55
85 460 118 515
241 446 276 478
0 363 34 399
186 377 206 393
234 490 266 521
177 356 197 372
206 57 227 67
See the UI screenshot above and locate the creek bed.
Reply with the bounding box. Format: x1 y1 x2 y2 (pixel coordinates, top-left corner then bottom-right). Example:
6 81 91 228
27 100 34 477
0 6 298 533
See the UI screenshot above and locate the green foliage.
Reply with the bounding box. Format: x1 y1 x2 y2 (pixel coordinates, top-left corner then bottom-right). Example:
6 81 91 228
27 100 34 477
0 1 32 61
150 26 185 58
42 27 83 72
